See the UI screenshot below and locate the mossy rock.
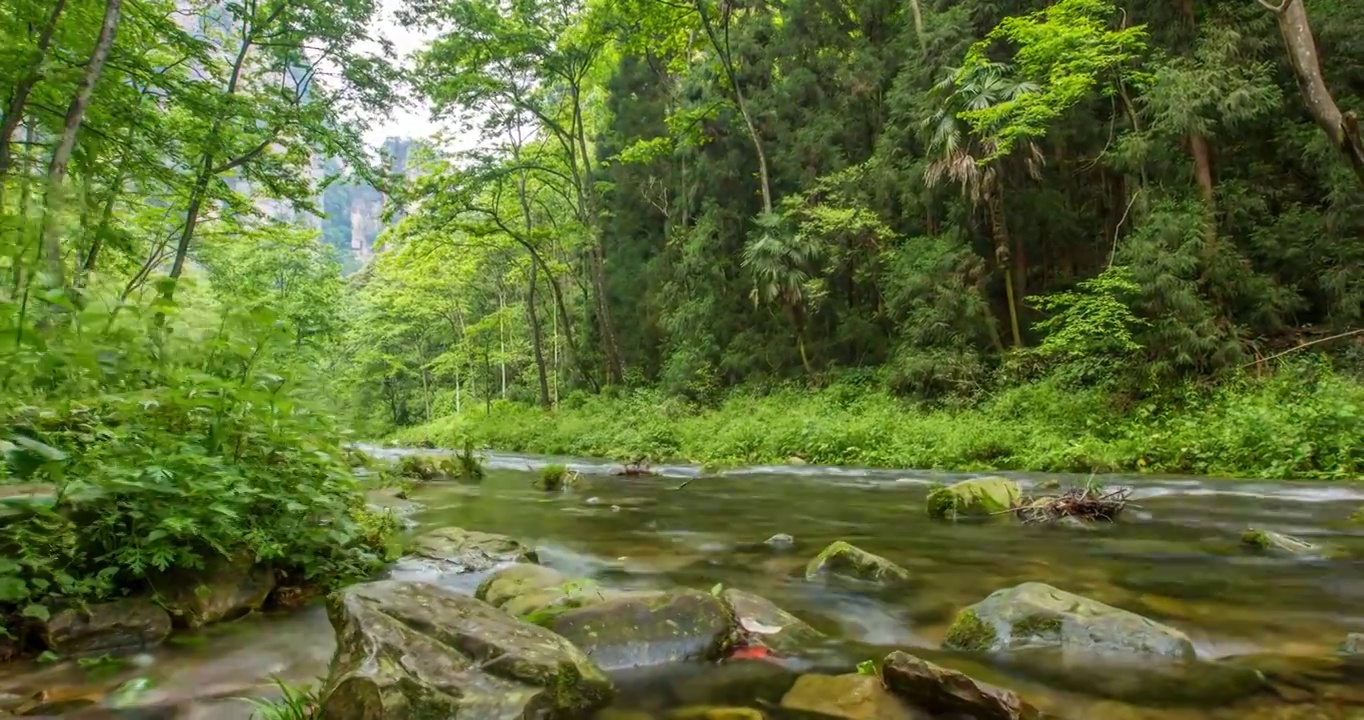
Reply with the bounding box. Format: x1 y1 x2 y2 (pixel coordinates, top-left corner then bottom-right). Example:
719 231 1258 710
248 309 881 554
505 580 625 623
541 588 735 670
395 453 458 481
804 541 911 585
943 582 1195 660
1240 528 1346 558
40 597 172 655
926 477 1021 520
320 580 612 720
668 708 765 720
405 526 539 574
476 564 569 609
534 464 583 491
1340 633 1364 656
152 553 275 629
779 674 917 720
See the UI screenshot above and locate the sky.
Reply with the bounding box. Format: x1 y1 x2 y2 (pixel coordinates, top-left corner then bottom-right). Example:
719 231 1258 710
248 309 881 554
361 1 442 148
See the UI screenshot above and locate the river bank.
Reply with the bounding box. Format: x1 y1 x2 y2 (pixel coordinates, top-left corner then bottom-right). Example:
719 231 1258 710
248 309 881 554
389 367 1364 481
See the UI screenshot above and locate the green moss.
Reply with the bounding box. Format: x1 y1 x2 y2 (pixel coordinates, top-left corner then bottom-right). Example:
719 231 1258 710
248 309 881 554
925 486 956 519
536 464 568 491
1010 612 1063 641
943 609 997 652
1240 529 1272 550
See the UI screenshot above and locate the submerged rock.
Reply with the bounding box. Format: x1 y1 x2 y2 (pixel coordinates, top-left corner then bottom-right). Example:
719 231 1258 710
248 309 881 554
154 553 275 628
720 588 822 654
926 477 1021 519
476 564 569 609
668 708 765 720
804 541 911 585
1240 529 1344 558
542 588 734 670
319 580 612 720
943 582 1194 660
406 526 539 573
39 598 172 655
764 534 796 550
881 651 1038 720
779 674 918 720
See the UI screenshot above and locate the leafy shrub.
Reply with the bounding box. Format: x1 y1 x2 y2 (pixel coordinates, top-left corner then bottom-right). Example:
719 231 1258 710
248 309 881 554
0 285 395 644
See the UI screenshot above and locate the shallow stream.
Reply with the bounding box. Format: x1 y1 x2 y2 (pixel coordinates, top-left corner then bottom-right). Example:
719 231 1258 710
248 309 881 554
3 448 1364 719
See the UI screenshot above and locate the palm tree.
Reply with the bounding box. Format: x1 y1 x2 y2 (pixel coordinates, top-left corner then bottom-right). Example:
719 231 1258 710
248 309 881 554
742 212 826 374
922 62 1042 349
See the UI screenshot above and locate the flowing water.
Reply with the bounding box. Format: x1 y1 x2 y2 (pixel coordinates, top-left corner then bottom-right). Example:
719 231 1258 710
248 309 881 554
3 448 1364 719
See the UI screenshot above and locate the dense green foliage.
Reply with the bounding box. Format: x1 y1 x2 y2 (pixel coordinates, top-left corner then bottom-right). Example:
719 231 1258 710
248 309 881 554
394 362 1364 480
0 0 399 645
336 0 1364 479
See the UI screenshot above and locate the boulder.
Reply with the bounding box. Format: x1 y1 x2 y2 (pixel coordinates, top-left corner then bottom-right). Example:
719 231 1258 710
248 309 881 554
319 580 612 720
1341 633 1364 656
943 582 1194 660
476 564 568 609
541 588 734 670
720 588 822 654
406 526 539 573
926 477 1021 519
154 553 275 628
804 542 910 585
779 674 918 720
1240 529 1345 558
40 597 172 655
881 651 1039 720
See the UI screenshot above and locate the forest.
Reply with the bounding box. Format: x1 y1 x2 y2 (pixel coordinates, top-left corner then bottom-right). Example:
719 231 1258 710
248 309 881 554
2 0 1364 640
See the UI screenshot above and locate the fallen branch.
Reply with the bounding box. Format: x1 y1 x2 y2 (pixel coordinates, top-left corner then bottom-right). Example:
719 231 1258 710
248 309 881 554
1004 486 1131 524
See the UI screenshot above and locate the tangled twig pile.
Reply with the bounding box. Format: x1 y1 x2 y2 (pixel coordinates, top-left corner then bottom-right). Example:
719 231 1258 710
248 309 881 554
1007 486 1131 523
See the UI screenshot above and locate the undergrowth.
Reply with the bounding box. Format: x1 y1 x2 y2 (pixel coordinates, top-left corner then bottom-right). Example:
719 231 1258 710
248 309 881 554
0 281 397 645
391 360 1364 480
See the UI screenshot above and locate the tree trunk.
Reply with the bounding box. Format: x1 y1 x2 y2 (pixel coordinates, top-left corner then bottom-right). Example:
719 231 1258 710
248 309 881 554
40 0 122 288
989 190 1023 349
0 0 69 196
1177 0 1219 260
526 251 552 408
1269 0 1364 186
908 0 926 53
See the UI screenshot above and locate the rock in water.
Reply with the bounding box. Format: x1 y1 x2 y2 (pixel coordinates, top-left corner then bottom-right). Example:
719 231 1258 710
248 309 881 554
154 553 275 628
779 674 919 720
541 588 734 670
1240 528 1344 558
475 564 568 609
925 478 1021 519
943 582 1194 660
720 588 822 654
804 541 911 585
40 598 172 654
406 526 539 573
881 651 1039 720
763 534 796 550
319 580 612 720
1340 633 1364 656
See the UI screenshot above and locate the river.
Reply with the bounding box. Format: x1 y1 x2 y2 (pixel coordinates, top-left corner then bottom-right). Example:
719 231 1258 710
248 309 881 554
2 448 1363 719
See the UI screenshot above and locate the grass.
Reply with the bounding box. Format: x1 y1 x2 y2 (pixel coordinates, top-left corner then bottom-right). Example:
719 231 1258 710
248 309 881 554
389 363 1364 481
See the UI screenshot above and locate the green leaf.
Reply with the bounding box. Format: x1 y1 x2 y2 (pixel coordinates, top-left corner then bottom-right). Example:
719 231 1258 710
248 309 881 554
0 577 28 603
21 603 50 621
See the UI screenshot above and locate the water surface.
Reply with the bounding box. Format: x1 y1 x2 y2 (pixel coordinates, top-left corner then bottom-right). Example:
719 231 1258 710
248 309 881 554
3 449 1363 719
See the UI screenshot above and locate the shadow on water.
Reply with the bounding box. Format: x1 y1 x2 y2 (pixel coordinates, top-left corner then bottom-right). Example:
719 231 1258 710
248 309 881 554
4 446 1364 718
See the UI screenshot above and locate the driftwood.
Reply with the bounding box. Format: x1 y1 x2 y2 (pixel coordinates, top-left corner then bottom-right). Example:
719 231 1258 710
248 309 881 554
1004 486 1131 524
615 456 658 477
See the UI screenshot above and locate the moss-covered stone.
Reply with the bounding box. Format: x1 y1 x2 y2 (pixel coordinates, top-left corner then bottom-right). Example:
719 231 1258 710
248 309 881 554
803 541 911 585
943 582 1194 659
395 453 458 481
943 609 998 652
881 651 1040 720
476 564 569 609
405 526 539 574
319 580 612 720
542 588 735 670
1240 528 1345 558
779 674 916 720
668 707 765 720
152 552 275 628
926 477 1022 520
40 597 172 654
